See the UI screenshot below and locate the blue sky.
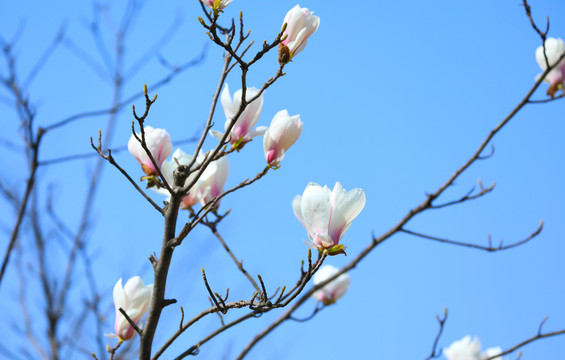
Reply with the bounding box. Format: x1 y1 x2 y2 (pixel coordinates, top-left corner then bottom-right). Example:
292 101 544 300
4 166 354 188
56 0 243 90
1 0 564 359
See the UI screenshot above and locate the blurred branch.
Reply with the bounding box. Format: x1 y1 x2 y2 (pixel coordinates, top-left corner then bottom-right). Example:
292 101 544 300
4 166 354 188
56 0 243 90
43 45 206 131
424 308 448 360
483 318 565 360
91 131 163 213
40 135 199 166
0 33 46 288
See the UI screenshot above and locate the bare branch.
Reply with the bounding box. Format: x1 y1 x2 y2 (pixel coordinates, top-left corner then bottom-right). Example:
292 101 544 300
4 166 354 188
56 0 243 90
424 308 448 360
400 221 543 252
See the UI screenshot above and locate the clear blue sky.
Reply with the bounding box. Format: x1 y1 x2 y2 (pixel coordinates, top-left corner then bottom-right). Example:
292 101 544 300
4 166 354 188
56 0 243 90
1 0 564 359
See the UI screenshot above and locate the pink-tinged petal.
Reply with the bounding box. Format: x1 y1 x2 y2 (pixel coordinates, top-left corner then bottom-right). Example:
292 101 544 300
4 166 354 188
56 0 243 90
263 110 302 166
112 276 153 341
128 126 172 175
219 84 264 144
198 156 229 205
293 181 365 250
280 5 320 57
328 186 366 241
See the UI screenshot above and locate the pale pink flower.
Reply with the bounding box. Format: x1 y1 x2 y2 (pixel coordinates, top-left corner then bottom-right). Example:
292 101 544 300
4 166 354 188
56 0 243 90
536 37 565 97
154 148 205 209
312 265 350 305
293 182 365 250
211 84 266 146
197 156 229 207
113 276 153 341
128 126 172 176
263 110 302 166
279 5 320 64
200 0 233 10
444 336 502 360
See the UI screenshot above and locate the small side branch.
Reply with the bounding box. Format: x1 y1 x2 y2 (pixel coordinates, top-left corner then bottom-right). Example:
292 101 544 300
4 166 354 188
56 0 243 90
424 308 448 360
400 221 543 252
430 179 495 210
90 131 163 214
483 318 565 360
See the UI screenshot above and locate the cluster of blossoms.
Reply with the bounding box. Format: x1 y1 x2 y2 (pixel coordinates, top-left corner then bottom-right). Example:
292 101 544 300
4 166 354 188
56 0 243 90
536 37 565 97
120 0 357 342
444 336 502 360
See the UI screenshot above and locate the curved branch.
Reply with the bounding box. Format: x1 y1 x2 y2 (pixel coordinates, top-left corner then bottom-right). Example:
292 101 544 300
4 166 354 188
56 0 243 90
399 221 543 252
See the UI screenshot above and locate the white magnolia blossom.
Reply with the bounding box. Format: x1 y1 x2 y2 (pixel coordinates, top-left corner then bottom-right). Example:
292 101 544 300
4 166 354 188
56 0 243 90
155 148 205 209
535 37 565 96
293 182 366 250
443 336 502 360
113 276 153 340
312 264 350 305
200 0 233 10
279 4 320 63
128 126 172 176
211 84 266 146
197 155 229 207
263 110 302 166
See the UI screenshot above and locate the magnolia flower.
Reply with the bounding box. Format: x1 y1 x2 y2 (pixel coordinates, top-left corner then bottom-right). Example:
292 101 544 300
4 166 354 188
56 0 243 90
278 5 320 64
155 148 205 209
536 37 565 97
263 110 302 167
197 156 229 207
128 126 172 176
113 276 153 341
443 336 502 360
201 0 233 11
211 84 266 147
312 265 350 305
293 182 365 253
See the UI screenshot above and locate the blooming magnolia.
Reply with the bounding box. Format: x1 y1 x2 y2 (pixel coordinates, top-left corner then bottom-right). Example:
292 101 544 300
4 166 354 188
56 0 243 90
155 148 205 209
197 155 229 207
211 84 266 147
443 336 502 360
536 37 565 97
312 265 350 305
113 276 153 341
293 182 366 254
278 5 320 64
128 126 172 176
263 110 302 167
200 0 233 11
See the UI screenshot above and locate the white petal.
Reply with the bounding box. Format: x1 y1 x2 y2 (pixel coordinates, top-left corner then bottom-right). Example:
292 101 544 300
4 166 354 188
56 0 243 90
300 182 331 235
113 278 126 309
329 187 366 241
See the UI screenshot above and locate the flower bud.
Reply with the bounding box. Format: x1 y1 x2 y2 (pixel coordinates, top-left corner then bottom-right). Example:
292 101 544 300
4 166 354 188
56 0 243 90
278 5 320 64
263 110 302 167
312 265 350 305
536 37 565 97
210 84 266 147
113 276 153 340
128 126 172 176
201 0 233 11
